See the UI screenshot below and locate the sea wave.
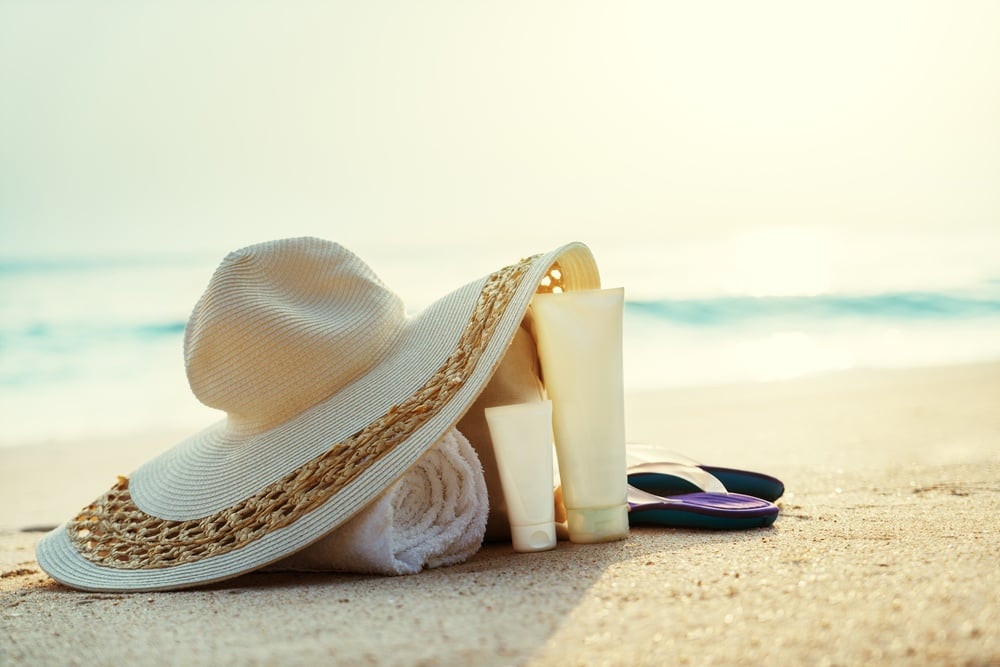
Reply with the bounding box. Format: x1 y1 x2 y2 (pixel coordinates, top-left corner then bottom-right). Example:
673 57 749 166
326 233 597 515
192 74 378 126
0 253 215 275
626 291 1000 326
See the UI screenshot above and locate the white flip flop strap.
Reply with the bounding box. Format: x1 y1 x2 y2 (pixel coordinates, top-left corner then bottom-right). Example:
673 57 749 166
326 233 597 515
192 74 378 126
629 461 728 494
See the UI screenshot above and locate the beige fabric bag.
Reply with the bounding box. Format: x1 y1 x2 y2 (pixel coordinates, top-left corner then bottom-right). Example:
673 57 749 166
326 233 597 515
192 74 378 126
458 319 546 542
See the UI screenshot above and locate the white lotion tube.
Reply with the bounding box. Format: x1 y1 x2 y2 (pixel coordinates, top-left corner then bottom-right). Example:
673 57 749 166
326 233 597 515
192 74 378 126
531 287 629 544
484 401 558 552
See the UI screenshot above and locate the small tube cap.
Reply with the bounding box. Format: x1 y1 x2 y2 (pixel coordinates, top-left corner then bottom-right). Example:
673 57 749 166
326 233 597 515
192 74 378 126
510 522 557 553
566 504 629 544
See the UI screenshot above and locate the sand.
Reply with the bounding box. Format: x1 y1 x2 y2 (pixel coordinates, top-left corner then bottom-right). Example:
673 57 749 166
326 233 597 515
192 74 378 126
2 362 998 666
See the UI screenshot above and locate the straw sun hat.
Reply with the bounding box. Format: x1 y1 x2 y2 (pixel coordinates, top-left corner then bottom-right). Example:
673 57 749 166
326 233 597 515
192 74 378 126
36 237 600 591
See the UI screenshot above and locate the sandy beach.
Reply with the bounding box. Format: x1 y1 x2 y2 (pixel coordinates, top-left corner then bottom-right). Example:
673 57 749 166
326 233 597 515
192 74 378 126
1 361 998 666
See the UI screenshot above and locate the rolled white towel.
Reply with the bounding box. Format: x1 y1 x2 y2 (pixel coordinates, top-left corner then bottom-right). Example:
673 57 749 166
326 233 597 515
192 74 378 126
269 428 488 575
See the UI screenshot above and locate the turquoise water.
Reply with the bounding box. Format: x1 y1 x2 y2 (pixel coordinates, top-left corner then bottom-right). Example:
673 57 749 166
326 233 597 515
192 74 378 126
623 288 1000 389
3 253 1000 445
629 291 1000 324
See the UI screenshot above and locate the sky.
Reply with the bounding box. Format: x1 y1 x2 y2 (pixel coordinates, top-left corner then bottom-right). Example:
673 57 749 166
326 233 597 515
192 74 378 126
1 1 998 296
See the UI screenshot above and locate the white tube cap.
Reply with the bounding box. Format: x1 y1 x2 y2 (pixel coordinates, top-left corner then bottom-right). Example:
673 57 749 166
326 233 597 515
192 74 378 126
566 504 629 544
510 522 557 552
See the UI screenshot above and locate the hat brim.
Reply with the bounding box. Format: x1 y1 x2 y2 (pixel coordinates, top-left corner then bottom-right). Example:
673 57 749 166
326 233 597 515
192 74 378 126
36 242 600 591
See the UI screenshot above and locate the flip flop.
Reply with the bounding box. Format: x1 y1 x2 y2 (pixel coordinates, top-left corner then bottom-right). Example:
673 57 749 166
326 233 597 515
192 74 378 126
627 485 779 530
627 459 785 502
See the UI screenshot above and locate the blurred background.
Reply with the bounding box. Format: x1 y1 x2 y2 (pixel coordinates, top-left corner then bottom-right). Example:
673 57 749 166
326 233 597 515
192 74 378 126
2 1 999 445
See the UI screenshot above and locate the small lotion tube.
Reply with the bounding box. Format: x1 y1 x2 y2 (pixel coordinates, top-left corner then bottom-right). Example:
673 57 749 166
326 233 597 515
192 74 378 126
484 401 558 552
531 287 629 544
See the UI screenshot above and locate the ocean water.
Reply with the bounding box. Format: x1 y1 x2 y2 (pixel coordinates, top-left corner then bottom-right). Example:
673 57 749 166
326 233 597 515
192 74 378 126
3 250 1000 447
623 289 1000 389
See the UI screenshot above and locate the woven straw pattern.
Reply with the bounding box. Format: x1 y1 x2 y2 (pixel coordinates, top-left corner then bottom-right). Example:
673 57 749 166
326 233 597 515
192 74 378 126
69 256 538 570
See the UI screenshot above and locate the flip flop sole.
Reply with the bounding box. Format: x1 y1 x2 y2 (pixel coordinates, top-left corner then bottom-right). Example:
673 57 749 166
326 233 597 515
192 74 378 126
699 466 785 502
627 489 779 530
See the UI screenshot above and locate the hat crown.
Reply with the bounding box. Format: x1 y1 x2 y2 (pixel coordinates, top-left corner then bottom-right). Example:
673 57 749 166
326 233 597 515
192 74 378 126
184 237 406 433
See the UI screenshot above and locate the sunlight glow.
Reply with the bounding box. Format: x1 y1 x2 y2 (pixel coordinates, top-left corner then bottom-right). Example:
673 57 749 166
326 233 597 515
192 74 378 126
728 331 855 382
721 227 832 297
